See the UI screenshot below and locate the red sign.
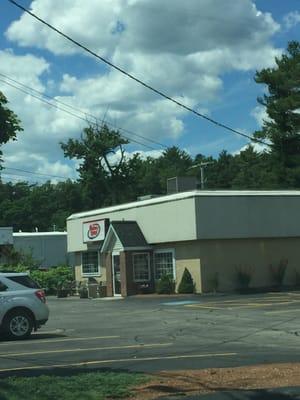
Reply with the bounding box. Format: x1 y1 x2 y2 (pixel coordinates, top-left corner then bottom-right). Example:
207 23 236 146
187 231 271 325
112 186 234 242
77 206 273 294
87 223 100 239
83 219 106 242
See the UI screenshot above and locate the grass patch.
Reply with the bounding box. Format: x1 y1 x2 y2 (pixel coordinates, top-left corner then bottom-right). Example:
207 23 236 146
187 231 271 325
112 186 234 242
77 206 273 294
0 371 149 400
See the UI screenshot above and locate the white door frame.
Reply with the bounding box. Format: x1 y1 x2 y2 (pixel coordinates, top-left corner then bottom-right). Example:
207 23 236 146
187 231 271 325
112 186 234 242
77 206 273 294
112 251 121 297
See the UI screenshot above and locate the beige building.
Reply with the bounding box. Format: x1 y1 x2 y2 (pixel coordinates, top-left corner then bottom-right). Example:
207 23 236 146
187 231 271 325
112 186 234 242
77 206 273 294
67 191 300 296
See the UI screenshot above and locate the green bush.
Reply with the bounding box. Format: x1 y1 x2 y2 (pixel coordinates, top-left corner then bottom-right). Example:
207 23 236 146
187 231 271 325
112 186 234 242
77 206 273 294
0 247 38 270
208 272 219 293
156 274 175 294
178 268 194 294
235 265 254 290
0 263 74 295
30 266 74 295
294 270 300 288
270 259 288 288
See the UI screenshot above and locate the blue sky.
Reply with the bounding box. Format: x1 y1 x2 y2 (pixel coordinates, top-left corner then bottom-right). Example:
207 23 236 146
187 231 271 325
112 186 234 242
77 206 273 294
0 0 299 183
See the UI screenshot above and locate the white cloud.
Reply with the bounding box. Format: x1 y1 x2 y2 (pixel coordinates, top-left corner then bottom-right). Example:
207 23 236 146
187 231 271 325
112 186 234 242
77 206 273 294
1 0 282 177
251 106 272 127
283 11 300 30
106 148 163 167
233 142 269 155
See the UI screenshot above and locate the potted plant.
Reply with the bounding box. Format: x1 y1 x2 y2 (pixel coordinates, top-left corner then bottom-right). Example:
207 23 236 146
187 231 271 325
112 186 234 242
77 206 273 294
235 265 254 294
56 280 70 298
78 282 89 299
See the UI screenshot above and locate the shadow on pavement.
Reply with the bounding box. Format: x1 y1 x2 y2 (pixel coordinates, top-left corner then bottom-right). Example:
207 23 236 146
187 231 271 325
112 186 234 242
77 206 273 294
0 332 67 343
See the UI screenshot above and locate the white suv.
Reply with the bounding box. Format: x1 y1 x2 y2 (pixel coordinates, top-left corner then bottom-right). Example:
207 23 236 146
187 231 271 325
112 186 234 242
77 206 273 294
0 272 49 340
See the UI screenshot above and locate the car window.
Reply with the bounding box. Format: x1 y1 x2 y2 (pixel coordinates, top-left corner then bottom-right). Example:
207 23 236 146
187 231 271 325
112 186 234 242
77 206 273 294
7 275 40 289
0 281 8 292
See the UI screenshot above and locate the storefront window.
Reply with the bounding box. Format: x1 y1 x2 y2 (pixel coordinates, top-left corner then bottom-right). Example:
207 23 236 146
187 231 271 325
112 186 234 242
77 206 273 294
82 252 100 276
154 249 175 279
133 253 150 281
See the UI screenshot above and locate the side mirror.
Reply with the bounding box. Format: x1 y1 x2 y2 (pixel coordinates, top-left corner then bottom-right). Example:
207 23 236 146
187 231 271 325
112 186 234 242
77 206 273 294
0 282 8 292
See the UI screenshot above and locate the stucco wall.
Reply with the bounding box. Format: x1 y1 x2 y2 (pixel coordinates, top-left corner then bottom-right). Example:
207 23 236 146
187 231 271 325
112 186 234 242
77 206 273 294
199 237 300 292
153 241 202 293
67 196 197 252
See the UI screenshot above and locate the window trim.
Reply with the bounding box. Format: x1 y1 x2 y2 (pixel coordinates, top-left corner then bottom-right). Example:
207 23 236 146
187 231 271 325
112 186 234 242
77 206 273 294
133 252 151 282
154 248 176 280
81 251 101 277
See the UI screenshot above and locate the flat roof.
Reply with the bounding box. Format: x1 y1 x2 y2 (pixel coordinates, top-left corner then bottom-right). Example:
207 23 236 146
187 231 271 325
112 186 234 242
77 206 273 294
67 190 300 221
13 232 67 237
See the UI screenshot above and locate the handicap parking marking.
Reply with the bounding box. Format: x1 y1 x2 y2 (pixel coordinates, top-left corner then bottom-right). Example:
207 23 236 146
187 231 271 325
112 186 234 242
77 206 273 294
0 352 238 373
185 297 300 310
0 342 173 358
162 300 200 306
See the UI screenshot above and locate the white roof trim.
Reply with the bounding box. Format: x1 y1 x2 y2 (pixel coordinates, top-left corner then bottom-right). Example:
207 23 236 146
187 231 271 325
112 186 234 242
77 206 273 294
68 190 300 221
101 225 123 253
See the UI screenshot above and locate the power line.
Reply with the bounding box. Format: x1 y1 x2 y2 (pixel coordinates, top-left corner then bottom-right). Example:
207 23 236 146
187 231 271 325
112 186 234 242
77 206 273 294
4 167 70 180
0 77 157 150
7 0 269 147
1 172 45 183
0 72 168 149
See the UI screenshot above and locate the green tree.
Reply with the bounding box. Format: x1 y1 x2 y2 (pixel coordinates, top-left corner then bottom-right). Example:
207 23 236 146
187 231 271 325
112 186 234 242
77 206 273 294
0 91 23 166
254 41 300 187
61 124 129 207
178 268 194 293
156 147 193 191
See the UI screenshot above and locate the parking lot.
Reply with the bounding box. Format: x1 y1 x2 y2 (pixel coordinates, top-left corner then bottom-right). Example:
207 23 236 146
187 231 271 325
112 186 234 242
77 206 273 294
0 291 299 375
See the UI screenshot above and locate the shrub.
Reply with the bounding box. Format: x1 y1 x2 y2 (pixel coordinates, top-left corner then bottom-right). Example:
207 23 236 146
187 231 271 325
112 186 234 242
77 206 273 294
30 266 74 295
235 265 254 290
270 259 288 288
78 282 89 298
208 272 219 293
294 270 300 288
178 268 194 294
0 247 38 270
156 274 175 294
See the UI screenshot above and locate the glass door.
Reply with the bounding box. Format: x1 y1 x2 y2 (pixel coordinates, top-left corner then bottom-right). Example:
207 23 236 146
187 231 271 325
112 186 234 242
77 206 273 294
112 253 121 296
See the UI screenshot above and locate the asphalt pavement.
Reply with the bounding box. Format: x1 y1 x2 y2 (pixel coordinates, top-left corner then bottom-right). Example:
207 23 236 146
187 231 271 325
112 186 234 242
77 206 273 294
0 291 299 379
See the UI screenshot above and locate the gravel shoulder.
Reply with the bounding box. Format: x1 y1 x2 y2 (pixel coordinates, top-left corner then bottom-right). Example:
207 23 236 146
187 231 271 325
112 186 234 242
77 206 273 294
133 363 300 399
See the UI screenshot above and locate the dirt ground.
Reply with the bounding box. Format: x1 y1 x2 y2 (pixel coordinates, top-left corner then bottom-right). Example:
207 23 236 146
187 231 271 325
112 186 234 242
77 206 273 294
133 363 300 399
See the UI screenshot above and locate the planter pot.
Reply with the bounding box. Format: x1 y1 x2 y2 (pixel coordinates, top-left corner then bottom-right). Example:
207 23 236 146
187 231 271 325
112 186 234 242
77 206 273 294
57 289 69 298
79 290 89 299
98 286 107 298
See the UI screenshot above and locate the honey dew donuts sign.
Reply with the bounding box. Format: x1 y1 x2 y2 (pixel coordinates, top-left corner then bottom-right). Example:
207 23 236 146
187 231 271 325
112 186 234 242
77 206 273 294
83 219 106 242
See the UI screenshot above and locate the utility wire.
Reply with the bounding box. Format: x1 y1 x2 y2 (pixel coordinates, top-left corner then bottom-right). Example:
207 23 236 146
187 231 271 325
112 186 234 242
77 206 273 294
8 0 269 147
1 172 45 183
0 77 157 150
0 72 167 149
4 167 70 180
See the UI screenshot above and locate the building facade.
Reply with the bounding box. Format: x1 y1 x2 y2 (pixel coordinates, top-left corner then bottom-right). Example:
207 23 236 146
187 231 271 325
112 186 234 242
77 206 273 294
67 191 300 296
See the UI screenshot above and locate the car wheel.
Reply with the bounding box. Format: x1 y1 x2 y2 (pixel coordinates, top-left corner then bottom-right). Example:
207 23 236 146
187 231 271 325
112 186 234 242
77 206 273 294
4 310 33 340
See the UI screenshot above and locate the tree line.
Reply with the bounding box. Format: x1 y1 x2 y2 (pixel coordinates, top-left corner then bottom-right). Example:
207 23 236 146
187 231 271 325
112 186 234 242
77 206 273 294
0 42 299 232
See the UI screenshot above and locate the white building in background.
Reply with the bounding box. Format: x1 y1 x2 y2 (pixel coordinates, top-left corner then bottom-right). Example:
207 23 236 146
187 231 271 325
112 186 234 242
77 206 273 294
0 227 13 265
13 232 70 268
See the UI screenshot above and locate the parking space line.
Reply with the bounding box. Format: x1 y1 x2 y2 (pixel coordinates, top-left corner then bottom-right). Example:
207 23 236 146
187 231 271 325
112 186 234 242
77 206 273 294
0 352 237 373
265 308 300 314
0 335 120 346
0 342 173 358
